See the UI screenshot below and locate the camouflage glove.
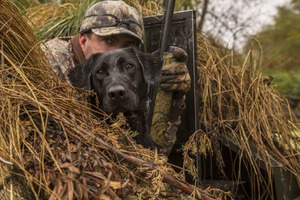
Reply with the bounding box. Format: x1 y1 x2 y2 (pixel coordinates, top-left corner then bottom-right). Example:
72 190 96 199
159 47 191 123
159 46 191 99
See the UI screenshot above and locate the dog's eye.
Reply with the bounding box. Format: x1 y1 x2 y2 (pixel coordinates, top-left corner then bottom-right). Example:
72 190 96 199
125 63 134 71
96 69 105 76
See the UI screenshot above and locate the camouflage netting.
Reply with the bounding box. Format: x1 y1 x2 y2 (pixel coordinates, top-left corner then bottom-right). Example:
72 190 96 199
0 0 223 199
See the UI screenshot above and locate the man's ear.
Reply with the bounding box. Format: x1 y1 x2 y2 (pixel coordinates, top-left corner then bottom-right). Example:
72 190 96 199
79 33 88 53
68 53 99 90
131 48 162 85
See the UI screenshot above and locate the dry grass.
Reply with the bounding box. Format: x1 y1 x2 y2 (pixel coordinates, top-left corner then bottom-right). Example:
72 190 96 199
182 35 300 199
0 0 205 199
1 0 299 199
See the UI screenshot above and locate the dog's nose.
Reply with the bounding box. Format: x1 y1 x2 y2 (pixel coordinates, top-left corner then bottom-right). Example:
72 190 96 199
108 85 127 101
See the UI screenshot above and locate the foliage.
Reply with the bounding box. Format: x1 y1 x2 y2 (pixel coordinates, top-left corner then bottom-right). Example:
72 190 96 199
9 0 39 14
30 0 98 40
24 0 163 41
244 1 300 98
271 70 300 97
258 6 299 70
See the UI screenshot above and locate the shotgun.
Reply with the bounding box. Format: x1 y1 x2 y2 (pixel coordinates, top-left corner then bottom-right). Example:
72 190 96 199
148 0 176 146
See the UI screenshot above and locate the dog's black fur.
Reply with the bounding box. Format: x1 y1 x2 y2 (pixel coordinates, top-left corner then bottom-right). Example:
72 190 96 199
68 47 162 148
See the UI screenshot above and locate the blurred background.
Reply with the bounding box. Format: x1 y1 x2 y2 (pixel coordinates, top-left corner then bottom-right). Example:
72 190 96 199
195 0 300 117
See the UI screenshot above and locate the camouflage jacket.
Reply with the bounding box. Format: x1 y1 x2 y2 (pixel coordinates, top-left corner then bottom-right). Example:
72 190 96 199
42 36 181 156
42 36 78 82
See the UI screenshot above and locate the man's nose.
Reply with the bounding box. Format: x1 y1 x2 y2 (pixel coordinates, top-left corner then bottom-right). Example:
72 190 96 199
108 85 127 101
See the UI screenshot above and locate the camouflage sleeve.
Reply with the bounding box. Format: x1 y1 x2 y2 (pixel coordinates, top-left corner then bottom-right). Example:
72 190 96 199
158 117 181 156
158 95 186 156
41 37 75 81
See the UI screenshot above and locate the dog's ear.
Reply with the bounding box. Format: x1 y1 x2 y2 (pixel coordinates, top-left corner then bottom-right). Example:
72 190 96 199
68 53 100 90
131 48 162 85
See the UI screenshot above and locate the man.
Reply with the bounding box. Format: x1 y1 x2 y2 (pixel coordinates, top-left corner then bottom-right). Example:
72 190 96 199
42 0 191 156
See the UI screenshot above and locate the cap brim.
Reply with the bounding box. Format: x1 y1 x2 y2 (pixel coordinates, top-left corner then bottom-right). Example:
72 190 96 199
92 27 143 44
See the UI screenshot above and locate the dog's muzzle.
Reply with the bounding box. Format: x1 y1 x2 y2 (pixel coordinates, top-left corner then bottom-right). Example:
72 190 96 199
104 83 137 114
108 85 127 101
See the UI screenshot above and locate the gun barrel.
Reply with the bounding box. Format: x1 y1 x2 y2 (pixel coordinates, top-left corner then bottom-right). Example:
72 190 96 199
159 0 175 58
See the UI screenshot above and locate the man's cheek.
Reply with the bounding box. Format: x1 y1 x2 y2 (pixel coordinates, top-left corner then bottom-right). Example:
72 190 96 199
83 45 93 59
91 45 106 54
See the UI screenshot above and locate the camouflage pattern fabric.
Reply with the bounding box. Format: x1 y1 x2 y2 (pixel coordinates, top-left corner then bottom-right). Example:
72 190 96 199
159 46 191 93
160 62 191 93
41 37 75 82
151 53 174 147
80 0 144 44
151 52 190 154
158 117 181 156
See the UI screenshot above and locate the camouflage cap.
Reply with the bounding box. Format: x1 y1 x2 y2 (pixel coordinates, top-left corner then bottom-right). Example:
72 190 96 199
80 0 144 44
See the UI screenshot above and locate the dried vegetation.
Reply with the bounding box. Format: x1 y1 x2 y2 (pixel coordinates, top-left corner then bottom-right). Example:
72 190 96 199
0 0 219 199
0 0 299 200
0 0 226 200
183 36 300 199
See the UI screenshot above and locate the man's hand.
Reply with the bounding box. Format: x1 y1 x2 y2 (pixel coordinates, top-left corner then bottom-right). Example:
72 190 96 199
159 47 191 99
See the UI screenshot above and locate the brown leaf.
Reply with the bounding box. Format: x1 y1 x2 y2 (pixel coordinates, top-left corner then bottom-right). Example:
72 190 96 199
83 178 89 200
69 143 77 152
84 171 106 180
104 180 122 190
74 180 83 199
49 179 63 200
67 180 74 200
99 194 111 200
58 182 68 199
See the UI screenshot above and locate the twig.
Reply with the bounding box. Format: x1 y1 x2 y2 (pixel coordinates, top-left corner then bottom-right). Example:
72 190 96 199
0 156 13 165
161 173 218 200
10 135 13 200
55 116 220 200
198 0 209 32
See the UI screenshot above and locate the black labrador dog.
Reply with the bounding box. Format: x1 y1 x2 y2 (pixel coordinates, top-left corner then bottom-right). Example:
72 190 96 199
68 47 162 149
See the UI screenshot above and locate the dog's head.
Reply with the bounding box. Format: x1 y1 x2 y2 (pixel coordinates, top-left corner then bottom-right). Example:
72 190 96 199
68 47 162 114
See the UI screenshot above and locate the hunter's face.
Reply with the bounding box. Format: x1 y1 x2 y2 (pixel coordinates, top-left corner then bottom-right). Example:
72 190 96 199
79 33 138 59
